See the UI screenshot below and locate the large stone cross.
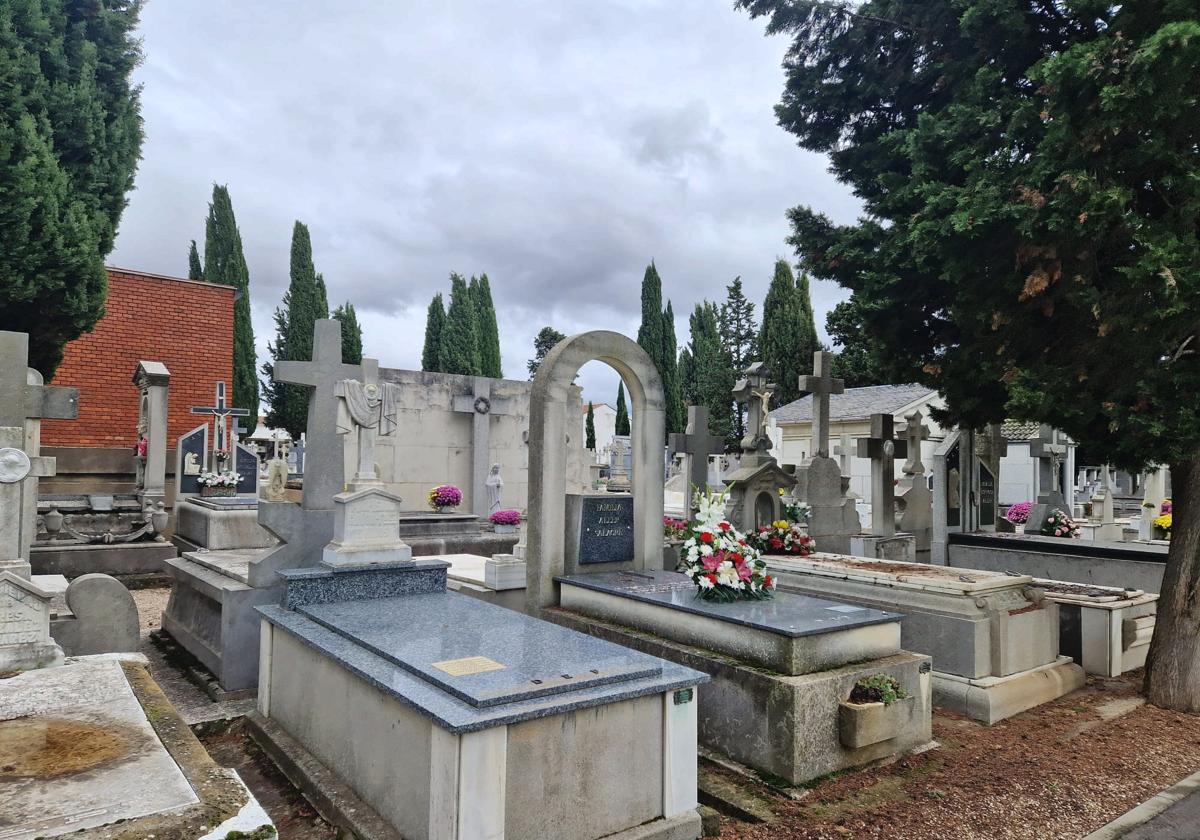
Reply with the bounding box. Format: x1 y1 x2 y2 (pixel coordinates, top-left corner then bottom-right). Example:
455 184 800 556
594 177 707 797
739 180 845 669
856 414 908 537
669 405 725 505
190 380 250 460
453 377 513 516
0 332 79 430
901 410 931 477
1029 424 1069 505
799 350 844 459
274 319 365 509
731 362 775 455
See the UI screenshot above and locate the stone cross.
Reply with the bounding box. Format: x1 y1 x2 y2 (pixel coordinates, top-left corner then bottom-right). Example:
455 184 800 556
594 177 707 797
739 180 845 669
0 332 79 430
190 380 250 462
274 319 365 509
669 405 725 506
1029 424 1069 505
731 362 775 455
856 414 908 537
453 377 513 516
799 351 844 459
834 432 854 476
901 410 931 477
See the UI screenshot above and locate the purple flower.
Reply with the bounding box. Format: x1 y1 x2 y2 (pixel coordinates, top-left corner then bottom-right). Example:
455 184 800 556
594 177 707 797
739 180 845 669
490 509 521 526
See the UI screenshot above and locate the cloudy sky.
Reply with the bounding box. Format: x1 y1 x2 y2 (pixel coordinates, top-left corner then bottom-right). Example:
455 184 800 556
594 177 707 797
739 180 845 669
109 0 862 404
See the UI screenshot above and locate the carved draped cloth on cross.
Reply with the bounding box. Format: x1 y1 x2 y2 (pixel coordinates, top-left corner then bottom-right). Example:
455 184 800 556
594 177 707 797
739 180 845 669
335 378 403 484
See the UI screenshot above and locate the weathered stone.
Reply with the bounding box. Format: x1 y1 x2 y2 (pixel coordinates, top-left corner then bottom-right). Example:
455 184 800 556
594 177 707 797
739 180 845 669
50 573 139 655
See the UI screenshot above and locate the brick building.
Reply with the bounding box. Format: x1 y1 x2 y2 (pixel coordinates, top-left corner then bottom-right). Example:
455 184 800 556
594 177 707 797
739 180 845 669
40 267 236 495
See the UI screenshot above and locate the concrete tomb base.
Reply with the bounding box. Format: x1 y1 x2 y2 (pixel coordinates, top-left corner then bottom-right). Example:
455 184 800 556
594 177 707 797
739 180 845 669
398 511 520 558
441 552 528 613
551 570 934 785
256 561 707 840
173 496 277 552
850 532 917 564
1037 580 1157 677
30 540 177 579
765 552 1086 723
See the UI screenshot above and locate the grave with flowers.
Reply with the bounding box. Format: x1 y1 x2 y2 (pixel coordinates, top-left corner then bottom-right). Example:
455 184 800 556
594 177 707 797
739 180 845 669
526 332 933 785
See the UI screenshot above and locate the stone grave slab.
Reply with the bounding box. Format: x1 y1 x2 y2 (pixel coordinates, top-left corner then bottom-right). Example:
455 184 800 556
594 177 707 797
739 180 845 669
174 424 208 499
235 442 259 496
174 496 275 552
557 570 902 676
439 552 528 613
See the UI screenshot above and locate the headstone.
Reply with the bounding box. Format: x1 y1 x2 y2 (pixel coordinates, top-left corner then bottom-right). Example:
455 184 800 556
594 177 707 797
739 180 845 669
132 361 170 508
731 362 776 461
0 572 63 671
565 494 635 572
856 414 907 538
978 461 997 528
288 436 305 475
896 410 933 550
1030 424 1070 511
235 441 260 496
607 436 631 491
724 364 796 531
453 377 514 516
834 433 854 477
322 487 412 567
174 424 209 500
794 351 859 553
668 405 724 515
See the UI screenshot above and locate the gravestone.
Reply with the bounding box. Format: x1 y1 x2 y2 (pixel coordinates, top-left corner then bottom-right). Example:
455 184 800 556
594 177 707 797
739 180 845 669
190 380 251 468
794 352 860 553
235 441 260 496
669 405 724 516
896 410 933 551
850 414 916 562
723 363 795 532
174 424 208 500
322 487 411 567
565 494 635 572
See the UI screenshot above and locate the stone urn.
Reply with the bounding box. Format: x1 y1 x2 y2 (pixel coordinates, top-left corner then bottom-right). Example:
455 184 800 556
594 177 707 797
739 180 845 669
42 504 64 538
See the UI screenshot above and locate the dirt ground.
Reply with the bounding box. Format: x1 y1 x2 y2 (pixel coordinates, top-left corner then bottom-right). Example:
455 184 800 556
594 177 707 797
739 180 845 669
718 672 1200 840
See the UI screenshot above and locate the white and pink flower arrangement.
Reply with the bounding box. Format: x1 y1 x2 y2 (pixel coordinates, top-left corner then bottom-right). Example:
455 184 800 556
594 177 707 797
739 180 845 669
680 487 774 603
1039 508 1080 539
196 470 241 487
752 521 816 556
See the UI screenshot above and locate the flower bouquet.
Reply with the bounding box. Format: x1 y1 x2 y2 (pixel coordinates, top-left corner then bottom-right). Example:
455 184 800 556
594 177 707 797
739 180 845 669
779 488 812 524
1153 499 1172 537
1039 508 1080 539
490 509 521 532
1005 501 1032 525
428 484 463 512
679 487 774 602
197 470 241 497
752 520 816 556
663 516 689 541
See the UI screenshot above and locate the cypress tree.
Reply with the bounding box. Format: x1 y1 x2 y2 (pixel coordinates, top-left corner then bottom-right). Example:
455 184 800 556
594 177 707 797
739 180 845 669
473 274 503 378
636 262 665 374
688 301 734 445
759 259 818 406
332 301 363 364
586 402 597 450
718 276 757 439
261 221 327 437
204 185 258 419
187 241 203 280
439 274 482 375
661 301 684 436
615 382 631 436
0 0 144 376
315 273 329 319
422 294 447 372
528 326 567 377
679 346 696 405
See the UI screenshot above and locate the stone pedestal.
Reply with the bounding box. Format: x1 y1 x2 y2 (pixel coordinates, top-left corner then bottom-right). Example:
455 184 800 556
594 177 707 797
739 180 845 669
322 487 412 568
1038 579 1157 677
174 497 276 552
0 571 63 671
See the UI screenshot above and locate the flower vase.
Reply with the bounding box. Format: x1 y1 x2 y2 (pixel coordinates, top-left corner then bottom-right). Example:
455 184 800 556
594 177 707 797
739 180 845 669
1014 524 1025 534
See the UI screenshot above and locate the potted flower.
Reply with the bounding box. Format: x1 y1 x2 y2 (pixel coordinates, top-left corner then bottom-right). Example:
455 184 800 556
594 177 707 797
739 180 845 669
751 520 817 556
1039 508 1080 539
679 487 774 602
663 516 690 570
1005 501 1032 534
838 673 916 750
490 509 521 533
1153 500 1172 540
427 484 463 513
197 470 241 498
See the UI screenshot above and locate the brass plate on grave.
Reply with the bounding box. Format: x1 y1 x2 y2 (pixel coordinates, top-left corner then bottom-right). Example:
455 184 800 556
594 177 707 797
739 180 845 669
431 656 507 677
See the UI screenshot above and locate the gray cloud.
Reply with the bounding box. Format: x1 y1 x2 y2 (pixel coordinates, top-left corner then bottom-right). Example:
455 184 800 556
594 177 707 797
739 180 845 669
110 0 861 403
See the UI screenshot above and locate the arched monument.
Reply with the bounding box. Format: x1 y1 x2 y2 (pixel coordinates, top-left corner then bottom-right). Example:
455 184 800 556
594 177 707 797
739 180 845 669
526 331 665 611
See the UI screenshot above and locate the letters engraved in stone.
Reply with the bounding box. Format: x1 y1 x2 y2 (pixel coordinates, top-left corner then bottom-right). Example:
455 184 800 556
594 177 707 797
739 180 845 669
0 448 31 484
342 497 400 544
978 462 997 527
578 496 635 565
431 656 507 676
0 582 43 646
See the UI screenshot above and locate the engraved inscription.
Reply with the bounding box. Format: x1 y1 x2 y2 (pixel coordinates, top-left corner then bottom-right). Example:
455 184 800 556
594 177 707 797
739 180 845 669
340 493 402 544
578 496 634 565
431 656 507 677
0 582 47 647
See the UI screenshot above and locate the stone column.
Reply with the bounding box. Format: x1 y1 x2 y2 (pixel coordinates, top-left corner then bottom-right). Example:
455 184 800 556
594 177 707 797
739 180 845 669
133 361 171 508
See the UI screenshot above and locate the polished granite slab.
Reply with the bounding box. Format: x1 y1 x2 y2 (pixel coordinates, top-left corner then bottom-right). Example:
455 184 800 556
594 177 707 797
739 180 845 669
259 593 706 733
555 570 902 638
296 592 662 707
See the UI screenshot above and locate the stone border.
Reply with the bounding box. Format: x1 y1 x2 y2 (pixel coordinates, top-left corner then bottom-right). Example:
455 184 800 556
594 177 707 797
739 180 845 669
1082 769 1200 839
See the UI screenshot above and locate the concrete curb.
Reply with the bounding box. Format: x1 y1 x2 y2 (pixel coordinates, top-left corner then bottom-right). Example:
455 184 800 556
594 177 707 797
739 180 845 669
1083 769 1200 839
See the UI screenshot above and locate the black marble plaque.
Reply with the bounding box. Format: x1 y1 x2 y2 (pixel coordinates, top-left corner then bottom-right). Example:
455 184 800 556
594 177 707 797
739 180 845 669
978 460 996 527
578 496 634 565
236 444 259 495
176 427 207 496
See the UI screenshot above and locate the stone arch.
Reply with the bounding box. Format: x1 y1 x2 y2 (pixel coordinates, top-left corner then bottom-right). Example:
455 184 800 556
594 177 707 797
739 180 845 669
526 331 665 611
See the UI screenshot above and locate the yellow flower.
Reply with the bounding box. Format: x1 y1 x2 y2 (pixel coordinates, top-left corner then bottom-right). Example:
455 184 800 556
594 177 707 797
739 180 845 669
1153 513 1172 530
778 488 786 497
772 520 789 530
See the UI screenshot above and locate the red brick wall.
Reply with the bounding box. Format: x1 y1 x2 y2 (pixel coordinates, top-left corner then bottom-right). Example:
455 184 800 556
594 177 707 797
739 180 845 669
41 267 236 448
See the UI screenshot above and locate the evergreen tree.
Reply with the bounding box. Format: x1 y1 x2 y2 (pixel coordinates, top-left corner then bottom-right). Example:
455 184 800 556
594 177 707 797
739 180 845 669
825 298 896 388
585 402 597 450
740 0 1200 709
332 301 363 364
718 276 757 438
527 326 567 377
0 0 144 375
473 274 503 378
615 382 631 436
422 294 446 372
439 274 481 375
679 346 696 405
204 185 258 419
661 301 684 435
636 262 665 371
759 259 819 406
687 301 734 445
187 241 203 280
261 221 328 437
315 274 329 319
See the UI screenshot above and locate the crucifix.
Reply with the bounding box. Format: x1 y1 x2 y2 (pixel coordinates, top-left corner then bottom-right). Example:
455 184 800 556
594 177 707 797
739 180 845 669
731 362 776 457
901 410 931 477
856 414 908 538
799 350 844 459
1029 424 1069 508
453 377 513 516
274 319 365 509
669 405 725 510
190 380 250 464
0 331 79 575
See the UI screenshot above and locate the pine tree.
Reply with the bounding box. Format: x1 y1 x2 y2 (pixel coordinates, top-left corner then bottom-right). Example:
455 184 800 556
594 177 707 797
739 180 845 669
688 302 734 445
585 402 597 450
474 274 503 378
615 382 631 436
439 274 481 375
261 221 328 437
661 301 684 435
718 276 757 438
527 326 567 377
422 294 446 372
759 259 819 406
187 241 203 280
332 301 363 364
0 0 144 375
204 185 258 419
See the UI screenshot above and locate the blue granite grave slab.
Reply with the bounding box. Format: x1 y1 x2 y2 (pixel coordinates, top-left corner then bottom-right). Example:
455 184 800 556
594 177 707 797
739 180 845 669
257 593 707 733
555 570 903 638
278 560 448 608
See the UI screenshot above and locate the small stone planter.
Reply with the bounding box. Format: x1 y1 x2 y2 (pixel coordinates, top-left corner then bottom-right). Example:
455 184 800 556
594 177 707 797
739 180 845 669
838 695 917 750
199 485 237 498
494 524 517 534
